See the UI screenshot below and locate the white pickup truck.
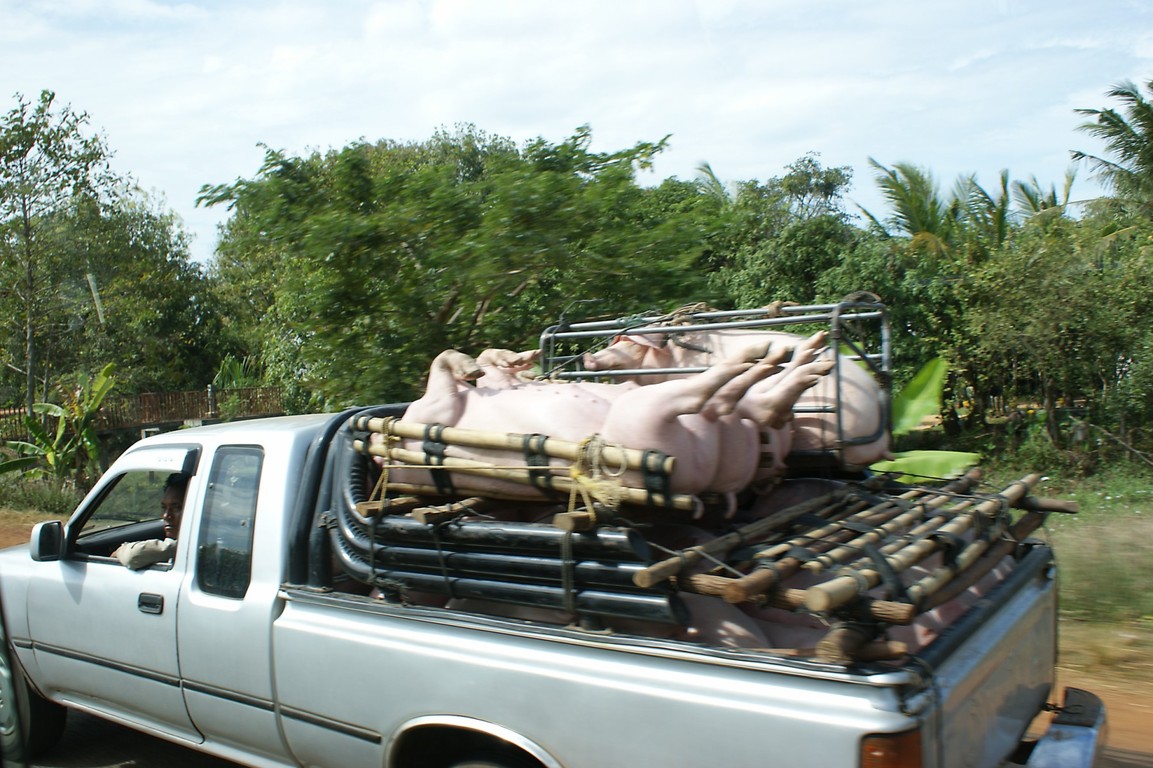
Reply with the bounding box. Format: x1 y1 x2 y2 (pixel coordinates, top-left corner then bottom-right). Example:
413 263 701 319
0 303 1106 767
0 405 1105 768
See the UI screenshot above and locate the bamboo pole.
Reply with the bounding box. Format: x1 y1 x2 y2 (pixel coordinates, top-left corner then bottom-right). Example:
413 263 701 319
355 439 700 512
804 495 1070 623
683 574 916 624
803 475 1037 613
724 496 925 604
911 503 1053 611
411 497 497 525
752 469 982 564
355 415 676 476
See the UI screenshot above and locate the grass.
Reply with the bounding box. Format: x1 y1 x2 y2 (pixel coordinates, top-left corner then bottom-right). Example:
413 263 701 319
974 458 1153 679
0 475 83 518
981 462 1153 624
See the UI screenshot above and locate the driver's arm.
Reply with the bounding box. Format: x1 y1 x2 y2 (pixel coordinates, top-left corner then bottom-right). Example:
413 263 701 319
112 538 177 570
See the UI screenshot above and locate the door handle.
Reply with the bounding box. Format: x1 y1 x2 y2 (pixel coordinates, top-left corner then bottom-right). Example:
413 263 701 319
138 593 164 614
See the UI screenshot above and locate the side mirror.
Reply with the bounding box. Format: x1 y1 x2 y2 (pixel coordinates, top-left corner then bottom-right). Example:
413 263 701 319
29 521 63 562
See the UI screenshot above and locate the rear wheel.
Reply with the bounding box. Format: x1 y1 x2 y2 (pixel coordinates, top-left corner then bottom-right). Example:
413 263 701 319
447 750 542 768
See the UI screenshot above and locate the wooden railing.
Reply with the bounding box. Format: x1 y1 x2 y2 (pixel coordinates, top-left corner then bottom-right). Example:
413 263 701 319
0 387 285 442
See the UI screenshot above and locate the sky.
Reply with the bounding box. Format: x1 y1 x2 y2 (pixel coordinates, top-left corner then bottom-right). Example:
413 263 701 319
3 0 1152 264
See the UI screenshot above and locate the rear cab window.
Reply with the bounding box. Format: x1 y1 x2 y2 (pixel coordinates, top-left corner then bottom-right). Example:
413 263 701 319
196 446 263 598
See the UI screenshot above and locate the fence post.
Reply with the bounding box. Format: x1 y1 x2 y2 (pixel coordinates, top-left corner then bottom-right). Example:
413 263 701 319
207 384 217 418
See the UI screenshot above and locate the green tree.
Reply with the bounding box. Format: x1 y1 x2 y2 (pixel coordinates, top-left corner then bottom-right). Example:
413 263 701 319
0 90 112 412
63 190 228 392
203 126 711 406
958 213 1153 450
705 153 862 306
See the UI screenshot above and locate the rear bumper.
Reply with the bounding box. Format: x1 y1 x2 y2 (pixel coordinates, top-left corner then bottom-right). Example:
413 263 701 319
1023 687 1108 767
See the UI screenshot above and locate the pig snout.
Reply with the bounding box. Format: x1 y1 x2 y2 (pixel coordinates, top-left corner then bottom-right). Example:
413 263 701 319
581 351 608 371
582 342 641 371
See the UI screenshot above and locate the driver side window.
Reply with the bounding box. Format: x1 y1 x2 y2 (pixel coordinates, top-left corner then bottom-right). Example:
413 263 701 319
75 470 175 559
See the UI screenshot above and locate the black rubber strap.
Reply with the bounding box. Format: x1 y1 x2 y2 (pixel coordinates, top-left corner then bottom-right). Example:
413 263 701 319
642 449 673 508
864 542 907 601
422 423 455 496
522 433 554 492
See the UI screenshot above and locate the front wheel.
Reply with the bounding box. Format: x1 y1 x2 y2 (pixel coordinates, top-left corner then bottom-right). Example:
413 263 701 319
0 622 67 761
17 676 67 757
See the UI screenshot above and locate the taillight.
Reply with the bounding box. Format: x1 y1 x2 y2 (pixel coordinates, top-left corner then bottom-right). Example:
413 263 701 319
860 728 923 768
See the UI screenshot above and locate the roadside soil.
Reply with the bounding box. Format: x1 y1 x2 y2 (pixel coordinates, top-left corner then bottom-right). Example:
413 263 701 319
1052 620 1153 754
2 511 1149 758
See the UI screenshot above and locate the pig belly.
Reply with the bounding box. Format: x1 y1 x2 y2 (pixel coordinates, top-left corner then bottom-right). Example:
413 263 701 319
393 383 626 499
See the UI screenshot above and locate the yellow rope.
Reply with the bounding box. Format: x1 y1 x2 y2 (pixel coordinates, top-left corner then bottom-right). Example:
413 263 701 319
566 435 625 515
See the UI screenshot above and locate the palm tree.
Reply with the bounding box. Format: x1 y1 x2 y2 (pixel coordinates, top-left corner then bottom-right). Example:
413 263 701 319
695 162 732 206
860 159 959 258
953 170 1014 261
1011 171 1076 217
1073 79 1153 205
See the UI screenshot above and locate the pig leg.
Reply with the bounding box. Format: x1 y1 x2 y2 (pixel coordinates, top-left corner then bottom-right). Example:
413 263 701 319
619 343 785 425
614 358 757 423
402 349 484 426
739 332 835 428
600 354 792 497
698 344 791 419
430 350 484 391
475 348 541 388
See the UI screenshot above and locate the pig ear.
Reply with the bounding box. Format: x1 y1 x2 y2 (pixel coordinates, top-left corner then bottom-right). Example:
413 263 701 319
616 332 666 349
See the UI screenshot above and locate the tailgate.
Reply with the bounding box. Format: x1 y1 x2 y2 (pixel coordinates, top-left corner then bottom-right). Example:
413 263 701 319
912 544 1057 768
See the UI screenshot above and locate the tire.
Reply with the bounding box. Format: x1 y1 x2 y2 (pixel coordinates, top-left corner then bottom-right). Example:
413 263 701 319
0 630 29 765
447 751 541 768
17 676 67 757
0 614 66 761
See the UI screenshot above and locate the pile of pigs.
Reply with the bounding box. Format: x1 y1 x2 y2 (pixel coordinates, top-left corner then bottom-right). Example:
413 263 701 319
337 298 1068 664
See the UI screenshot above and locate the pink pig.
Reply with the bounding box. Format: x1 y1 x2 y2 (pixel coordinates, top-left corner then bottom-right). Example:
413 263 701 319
384 333 833 504
582 327 890 470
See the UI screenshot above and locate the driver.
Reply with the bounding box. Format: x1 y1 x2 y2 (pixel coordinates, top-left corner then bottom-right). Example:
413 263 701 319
112 473 187 569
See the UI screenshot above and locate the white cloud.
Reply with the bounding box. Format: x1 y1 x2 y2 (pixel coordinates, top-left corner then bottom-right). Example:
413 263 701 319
1 0 1151 260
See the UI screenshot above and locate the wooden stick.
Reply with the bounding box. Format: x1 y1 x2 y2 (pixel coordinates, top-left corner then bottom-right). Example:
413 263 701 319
814 622 877 664
682 575 918 624
803 489 978 574
753 469 982 563
357 416 676 476
632 490 849 588
411 497 496 525
726 493 934 604
724 472 985 605
803 475 1037 613
355 495 424 518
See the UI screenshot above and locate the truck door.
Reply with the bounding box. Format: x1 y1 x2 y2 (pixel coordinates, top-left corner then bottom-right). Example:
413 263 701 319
25 445 202 742
175 445 288 762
